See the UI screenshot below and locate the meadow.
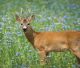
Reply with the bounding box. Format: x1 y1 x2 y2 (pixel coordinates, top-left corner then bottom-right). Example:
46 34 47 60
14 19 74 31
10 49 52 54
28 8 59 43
0 0 80 68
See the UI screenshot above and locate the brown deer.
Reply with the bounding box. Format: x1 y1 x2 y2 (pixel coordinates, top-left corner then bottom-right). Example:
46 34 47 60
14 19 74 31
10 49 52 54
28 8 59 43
16 15 80 66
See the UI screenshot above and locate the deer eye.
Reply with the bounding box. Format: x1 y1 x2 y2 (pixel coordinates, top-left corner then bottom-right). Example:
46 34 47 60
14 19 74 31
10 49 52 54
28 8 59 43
27 23 30 25
21 24 23 25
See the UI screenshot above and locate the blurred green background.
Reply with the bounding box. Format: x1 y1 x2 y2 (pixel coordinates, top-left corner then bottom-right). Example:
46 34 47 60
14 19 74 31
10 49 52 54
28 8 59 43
0 0 80 68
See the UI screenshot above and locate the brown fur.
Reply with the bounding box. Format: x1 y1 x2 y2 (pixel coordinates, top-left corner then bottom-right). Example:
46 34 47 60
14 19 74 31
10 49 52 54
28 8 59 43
16 15 80 66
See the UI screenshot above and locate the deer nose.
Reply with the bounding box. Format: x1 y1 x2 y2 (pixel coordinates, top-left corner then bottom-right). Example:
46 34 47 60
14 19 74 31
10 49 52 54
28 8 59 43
23 26 27 29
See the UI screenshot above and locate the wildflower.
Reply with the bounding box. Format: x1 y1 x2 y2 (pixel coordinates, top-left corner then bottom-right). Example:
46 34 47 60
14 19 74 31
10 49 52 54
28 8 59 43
28 50 32 52
16 52 21 56
63 15 68 19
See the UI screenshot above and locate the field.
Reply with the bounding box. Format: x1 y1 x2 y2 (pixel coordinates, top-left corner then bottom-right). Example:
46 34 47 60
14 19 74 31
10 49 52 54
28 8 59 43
0 0 80 68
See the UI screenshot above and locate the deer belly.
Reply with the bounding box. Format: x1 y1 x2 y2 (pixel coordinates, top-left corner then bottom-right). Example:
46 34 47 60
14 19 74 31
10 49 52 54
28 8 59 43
45 42 68 52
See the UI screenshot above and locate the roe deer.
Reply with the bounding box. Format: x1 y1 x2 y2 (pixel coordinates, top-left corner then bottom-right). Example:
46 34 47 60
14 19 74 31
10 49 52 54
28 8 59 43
16 15 80 66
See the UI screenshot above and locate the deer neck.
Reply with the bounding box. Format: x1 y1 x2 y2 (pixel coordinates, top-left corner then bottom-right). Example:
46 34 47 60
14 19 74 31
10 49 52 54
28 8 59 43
23 26 36 46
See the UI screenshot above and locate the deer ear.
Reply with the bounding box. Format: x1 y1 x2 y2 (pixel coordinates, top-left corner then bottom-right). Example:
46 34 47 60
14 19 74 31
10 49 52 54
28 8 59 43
15 14 21 22
25 15 35 23
31 15 35 19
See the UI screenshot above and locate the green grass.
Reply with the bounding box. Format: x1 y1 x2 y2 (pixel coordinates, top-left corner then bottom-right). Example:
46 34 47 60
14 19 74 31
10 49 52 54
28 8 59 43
0 0 80 68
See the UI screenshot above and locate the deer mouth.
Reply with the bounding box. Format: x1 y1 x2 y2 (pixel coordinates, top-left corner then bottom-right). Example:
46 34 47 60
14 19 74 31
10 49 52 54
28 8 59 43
23 28 27 32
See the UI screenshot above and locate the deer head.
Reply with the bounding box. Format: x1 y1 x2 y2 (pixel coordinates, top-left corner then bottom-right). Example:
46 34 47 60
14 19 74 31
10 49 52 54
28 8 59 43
16 15 35 31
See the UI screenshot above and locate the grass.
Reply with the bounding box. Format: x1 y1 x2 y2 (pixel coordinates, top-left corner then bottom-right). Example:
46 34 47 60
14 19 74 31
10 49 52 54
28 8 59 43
0 0 80 68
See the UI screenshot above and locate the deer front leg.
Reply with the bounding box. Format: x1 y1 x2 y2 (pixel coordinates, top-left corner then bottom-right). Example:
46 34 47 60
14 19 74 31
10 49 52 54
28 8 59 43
38 50 47 65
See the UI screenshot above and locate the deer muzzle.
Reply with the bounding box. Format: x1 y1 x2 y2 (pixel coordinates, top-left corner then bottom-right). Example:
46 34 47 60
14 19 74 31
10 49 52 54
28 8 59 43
22 26 27 32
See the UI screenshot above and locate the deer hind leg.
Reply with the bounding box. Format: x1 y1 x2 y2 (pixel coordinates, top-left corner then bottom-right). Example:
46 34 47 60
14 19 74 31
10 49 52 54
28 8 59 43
76 56 80 68
73 51 80 68
74 51 80 64
71 46 80 68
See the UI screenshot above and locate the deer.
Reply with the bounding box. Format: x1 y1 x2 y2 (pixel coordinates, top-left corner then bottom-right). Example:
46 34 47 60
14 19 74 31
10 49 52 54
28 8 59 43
16 15 80 67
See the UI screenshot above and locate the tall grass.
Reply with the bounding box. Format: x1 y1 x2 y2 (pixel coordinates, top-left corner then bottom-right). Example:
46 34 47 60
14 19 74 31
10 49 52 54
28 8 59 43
0 0 80 68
